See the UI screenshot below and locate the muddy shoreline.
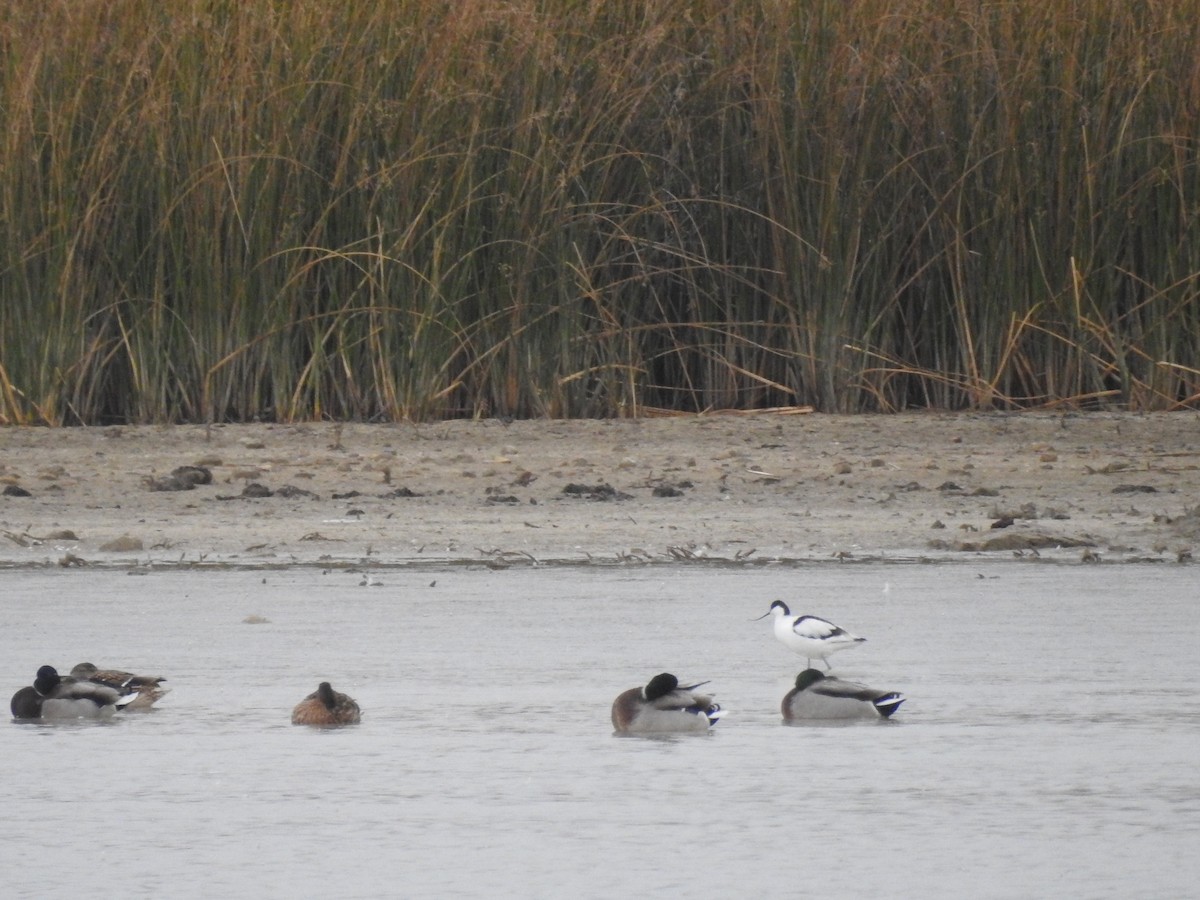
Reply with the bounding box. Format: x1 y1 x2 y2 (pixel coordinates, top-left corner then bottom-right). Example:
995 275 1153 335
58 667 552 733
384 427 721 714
2 412 1198 570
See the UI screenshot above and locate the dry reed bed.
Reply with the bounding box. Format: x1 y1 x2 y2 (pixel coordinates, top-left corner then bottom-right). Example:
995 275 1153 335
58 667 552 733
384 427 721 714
1 1 1198 424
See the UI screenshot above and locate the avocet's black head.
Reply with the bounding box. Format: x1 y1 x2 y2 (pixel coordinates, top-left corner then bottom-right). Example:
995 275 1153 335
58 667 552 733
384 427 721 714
754 599 790 621
643 673 679 701
794 669 826 691
34 666 61 694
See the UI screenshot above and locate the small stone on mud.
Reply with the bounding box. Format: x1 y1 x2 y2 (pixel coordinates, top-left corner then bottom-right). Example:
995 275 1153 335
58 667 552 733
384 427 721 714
99 535 144 552
1112 484 1157 494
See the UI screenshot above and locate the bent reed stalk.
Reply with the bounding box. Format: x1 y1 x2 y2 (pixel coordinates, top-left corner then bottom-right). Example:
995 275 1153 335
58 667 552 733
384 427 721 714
1 1 1198 424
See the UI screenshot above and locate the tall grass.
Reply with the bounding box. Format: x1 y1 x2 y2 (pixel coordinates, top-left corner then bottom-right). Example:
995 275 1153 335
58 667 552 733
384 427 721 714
1 0 1198 424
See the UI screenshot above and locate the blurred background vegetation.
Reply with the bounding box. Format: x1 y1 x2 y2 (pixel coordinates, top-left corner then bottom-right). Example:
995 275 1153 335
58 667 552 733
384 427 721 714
2 1 1198 424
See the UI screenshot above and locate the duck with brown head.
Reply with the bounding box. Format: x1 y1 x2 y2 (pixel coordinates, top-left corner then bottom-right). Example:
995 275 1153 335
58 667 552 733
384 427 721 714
70 662 169 709
291 682 361 726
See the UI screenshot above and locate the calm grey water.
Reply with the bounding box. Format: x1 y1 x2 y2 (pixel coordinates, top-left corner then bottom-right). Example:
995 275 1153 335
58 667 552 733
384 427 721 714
2 563 1198 899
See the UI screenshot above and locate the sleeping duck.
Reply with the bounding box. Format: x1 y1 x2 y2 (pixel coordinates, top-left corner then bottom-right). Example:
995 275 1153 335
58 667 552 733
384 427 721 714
611 672 725 735
11 665 137 720
70 662 169 709
781 668 905 722
291 682 361 726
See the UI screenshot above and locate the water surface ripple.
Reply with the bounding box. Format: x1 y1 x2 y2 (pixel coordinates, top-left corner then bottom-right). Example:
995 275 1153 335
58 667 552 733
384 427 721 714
2 564 1197 898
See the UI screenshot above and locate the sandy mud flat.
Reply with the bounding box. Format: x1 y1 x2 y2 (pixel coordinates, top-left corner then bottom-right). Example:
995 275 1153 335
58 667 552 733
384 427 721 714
1 412 1197 570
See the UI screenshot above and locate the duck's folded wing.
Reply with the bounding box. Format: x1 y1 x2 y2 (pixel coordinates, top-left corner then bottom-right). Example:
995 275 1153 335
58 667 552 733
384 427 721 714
651 689 715 711
58 681 124 706
93 670 165 689
810 677 887 702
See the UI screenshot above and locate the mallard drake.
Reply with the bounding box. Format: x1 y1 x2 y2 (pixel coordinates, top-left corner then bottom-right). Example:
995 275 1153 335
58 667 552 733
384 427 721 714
611 672 724 735
70 662 168 709
781 668 904 722
291 682 361 726
10 665 136 720
755 600 865 669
